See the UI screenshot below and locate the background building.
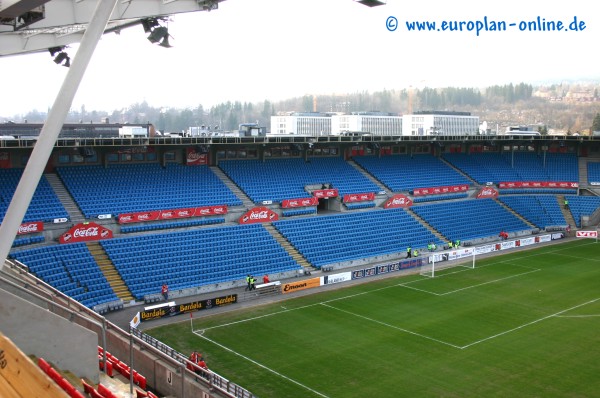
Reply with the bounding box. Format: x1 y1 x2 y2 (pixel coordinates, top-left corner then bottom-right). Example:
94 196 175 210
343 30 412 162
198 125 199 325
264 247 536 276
402 111 479 136
271 113 332 136
272 111 479 136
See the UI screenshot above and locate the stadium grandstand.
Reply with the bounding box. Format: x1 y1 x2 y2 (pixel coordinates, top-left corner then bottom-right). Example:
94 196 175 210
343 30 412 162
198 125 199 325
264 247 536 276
3 126 600 397
2 1 600 397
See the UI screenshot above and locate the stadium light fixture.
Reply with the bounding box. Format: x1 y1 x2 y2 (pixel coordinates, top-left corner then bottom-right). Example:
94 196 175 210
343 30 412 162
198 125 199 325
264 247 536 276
53 51 70 67
146 24 172 48
48 46 64 57
355 0 386 7
141 18 159 33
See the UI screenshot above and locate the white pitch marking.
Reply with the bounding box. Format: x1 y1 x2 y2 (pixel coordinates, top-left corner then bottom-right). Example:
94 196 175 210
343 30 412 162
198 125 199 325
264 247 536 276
320 303 462 349
195 331 331 398
460 297 600 349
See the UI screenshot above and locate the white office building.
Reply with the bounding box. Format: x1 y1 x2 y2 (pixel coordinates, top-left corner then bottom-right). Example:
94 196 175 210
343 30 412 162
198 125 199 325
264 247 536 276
402 111 479 136
271 111 479 136
270 113 332 136
332 112 402 136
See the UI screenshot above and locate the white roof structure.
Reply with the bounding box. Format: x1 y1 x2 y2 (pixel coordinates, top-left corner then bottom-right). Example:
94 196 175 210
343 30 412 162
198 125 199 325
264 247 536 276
0 0 223 57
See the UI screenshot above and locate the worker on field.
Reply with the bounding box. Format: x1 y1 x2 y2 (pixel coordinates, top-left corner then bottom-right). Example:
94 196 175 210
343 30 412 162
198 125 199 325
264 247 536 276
427 243 432 252
406 246 412 258
448 241 453 249
455 239 460 247
412 248 419 257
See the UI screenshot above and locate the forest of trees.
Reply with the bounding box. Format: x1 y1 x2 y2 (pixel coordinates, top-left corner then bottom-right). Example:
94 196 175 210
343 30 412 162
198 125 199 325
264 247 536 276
4 82 598 134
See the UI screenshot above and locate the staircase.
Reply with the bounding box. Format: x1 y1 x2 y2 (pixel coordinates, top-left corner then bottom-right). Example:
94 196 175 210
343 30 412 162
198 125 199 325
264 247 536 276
557 195 577 227
45 173 85 223
494 198 537 229
262 224 313 271
406 208 449 244
578 157 589 187
439 157 479 185
210 166 254 208
86 242 134 303
346 160 390 193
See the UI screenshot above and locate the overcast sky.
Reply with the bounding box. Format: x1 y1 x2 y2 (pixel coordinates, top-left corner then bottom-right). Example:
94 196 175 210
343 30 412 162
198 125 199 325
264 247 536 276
1 0 597 116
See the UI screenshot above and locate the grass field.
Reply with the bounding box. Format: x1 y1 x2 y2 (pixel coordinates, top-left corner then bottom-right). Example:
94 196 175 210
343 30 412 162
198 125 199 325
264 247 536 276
147 240 600 398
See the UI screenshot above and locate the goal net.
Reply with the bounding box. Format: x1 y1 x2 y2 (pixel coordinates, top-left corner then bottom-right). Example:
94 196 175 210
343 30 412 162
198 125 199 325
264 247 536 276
420 248 475 278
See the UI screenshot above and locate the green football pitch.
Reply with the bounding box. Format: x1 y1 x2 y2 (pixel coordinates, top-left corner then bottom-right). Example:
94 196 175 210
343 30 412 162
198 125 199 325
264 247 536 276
147 240 600 398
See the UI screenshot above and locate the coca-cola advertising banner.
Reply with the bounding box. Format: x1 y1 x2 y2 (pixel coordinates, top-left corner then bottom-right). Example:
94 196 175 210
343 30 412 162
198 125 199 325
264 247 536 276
476 187 499 199
413 184 469 196
312 189 338 198
281 197 319 208
239 207 279 224
119 205 228 224
384 194 413 208
343 192 375 203
186 148 208 165
0 152 10 168
17 221 44 235
59 222 113 244
498 181 579 189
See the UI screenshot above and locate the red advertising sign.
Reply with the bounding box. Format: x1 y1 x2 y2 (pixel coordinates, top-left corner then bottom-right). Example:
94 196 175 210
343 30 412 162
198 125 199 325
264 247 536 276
119 205 228 224
343 192 375 203
413 184 469 196
17 221 44 235
384 194 413 208
194 205 228 216
281 197 319 208
476 187 499 199
0 152 10 168
576 231 598 238
118 211 161 224
59 222 113 244
186 148 208 165
239 207 279 224
498 181 578 189
313 189 338 198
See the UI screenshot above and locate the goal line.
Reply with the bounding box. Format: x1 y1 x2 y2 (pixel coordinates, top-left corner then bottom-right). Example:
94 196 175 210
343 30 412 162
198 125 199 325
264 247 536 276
420 248 475 278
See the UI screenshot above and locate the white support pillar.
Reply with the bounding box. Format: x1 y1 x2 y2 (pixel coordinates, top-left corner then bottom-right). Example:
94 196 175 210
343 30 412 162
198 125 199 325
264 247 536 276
0 0 119 270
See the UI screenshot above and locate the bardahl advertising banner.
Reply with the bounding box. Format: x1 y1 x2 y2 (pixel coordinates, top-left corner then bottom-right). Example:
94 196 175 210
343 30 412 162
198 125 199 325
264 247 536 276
140 294 238 322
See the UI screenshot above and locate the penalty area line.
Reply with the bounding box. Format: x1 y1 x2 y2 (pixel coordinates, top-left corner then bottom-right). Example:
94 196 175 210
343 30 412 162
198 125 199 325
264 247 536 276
320 303 462 349
194 331 331 398
461 297 600 349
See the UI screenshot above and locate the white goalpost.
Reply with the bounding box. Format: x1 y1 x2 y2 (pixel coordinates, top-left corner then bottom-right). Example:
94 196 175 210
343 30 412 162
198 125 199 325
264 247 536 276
420 248 476 278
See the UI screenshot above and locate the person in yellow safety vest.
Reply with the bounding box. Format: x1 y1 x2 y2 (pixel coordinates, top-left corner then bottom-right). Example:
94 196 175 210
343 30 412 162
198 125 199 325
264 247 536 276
448 241 453 249
412 249 419 257
406 246 412 258
564 199 569 209
427 243 432 251
455 239 460 247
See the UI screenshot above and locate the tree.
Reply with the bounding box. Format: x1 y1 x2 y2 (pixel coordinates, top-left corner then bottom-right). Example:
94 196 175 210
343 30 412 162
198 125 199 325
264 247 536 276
591 113 600 133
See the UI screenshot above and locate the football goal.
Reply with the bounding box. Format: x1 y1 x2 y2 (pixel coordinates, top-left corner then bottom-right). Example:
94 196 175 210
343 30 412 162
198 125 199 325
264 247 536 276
420 249 476 277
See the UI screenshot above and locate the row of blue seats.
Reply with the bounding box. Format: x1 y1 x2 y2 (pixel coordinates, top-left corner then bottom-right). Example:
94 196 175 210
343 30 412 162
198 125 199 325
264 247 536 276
442 153 578 184
12 235 45 247
413 193 469 203
588 162 600 183
57 164 242 218
500 189 577 195
283 208 317 217
411 199 531 242
565 196 600 227
353 154 471 192
498 195 566 228
219 157 380 203
120 217 225 233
